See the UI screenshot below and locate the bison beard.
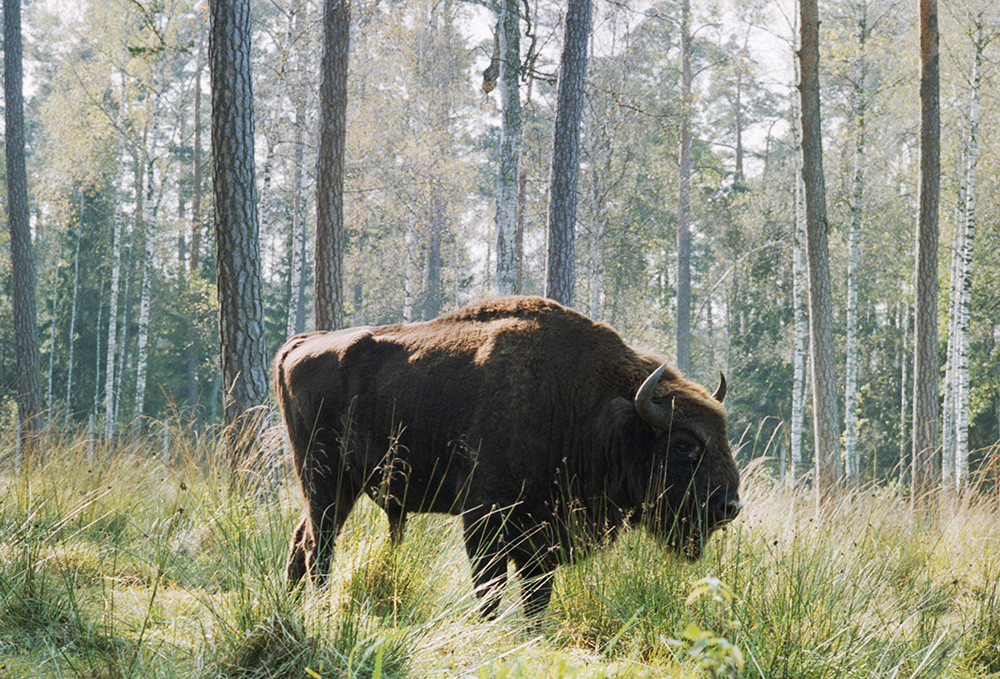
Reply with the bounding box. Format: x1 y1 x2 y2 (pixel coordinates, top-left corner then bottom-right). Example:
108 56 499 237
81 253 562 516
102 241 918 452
276 296 741 618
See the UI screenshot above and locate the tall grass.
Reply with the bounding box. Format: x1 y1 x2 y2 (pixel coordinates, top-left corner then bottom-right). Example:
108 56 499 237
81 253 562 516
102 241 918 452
1 420 998 677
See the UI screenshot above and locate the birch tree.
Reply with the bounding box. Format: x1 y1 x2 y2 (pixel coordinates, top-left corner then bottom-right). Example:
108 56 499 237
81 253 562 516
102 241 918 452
676 0 693 375
944 3 987 491
843 3 871 486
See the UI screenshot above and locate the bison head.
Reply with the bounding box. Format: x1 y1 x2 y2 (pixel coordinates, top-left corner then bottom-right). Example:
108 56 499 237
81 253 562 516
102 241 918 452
618 363 741 559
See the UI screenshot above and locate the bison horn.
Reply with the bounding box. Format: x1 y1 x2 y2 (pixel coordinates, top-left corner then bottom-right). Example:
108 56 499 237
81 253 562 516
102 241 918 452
713 372 727 403
635 362 671 429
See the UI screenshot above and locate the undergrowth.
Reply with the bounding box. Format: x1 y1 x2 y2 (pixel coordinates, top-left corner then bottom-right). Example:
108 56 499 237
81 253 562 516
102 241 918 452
1 423 999 678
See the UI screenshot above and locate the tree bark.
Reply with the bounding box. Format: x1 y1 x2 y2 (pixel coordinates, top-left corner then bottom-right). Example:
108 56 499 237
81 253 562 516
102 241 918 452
798 0 842 504
676 0 693 375
790 74 809 485
210 0 270 468
5 0 41 452
65 217 82 421
912 0 940 507
844 8 868 485
545 0 592 307
187 47 204 416
495 0 522 296
953 7 981 490
315 0 350 330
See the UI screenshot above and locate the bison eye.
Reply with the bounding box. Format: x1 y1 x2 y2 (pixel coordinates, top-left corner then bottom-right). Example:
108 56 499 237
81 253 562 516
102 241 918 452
670 432 702 459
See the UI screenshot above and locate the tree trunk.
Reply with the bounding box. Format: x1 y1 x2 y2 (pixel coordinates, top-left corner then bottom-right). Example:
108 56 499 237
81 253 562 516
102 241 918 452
844 11 868 485
315 0 350 330
105 207 124 440
954 9 981 490
65 217 82 421
423 193 444 320
912 0 940 507
545 0 592 307
210 0 270 469
495 0 522 296
287 4 310 338
676 0 692 375
5 0 41 452
791 80 809 485
798 0 841 504
133 157 152 435
187 47 204 416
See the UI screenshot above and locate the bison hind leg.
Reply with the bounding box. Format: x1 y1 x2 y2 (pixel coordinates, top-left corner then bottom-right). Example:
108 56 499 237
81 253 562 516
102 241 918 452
286 513 310 587
387 509 407 546
462 512 509 619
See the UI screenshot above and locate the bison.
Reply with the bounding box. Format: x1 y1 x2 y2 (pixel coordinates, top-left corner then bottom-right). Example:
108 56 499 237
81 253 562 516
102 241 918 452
275 296 741 618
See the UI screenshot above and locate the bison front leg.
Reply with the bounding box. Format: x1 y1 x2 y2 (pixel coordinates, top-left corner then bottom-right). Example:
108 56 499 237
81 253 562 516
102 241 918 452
462 511 508 619
512 549 554 619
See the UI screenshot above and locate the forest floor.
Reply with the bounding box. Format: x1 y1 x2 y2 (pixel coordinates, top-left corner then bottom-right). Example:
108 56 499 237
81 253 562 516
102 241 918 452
1 425 999 679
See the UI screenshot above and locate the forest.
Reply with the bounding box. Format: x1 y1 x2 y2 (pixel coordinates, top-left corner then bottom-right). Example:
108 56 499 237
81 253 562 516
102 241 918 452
2 0 1000 677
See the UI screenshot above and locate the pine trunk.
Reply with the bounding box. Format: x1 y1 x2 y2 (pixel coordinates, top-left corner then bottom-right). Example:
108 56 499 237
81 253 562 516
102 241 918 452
5 0 41 450
912 0 940 507
798 0 842 504
210 0 270 468
315 0 350 330
545 0 592 307
676 0 692 375
495 0 522 296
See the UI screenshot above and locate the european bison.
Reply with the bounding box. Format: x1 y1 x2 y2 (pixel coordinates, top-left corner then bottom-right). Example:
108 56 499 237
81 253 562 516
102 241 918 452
275 296 741 617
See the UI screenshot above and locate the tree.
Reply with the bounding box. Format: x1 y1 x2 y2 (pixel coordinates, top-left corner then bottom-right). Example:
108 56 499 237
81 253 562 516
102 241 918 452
495 0 522 296
5 0 41 456
315 0 350 330
798 0 842 503
843 2 872 486
912 0 939 505
545 0 592 307
676 0 693 375
209 0 269 466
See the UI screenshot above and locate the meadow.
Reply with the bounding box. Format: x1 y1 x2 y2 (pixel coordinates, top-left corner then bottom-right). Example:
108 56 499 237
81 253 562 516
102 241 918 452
1 422 998 679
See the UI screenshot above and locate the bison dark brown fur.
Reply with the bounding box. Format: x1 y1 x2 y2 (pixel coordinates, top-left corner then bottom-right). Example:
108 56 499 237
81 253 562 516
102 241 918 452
275 296 741 617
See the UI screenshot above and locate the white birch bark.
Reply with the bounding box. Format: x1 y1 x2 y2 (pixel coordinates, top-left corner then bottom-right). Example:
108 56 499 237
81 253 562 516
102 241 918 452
955 11 982 488
133 159 152 434
65 221 81 421
942 160 963 489
790 68 809 484
104 207 123 439
47 258 58 418
844 16 867 484
93 276 104 413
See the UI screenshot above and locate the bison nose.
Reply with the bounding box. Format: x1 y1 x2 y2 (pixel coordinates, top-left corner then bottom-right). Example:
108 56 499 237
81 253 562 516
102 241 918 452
708 494 742 524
